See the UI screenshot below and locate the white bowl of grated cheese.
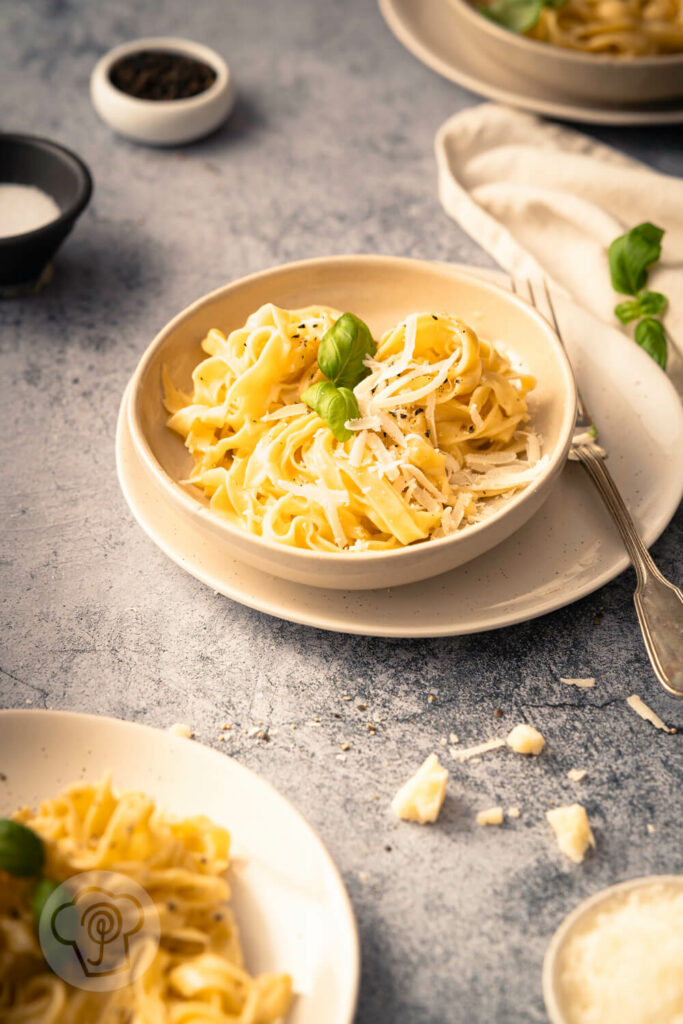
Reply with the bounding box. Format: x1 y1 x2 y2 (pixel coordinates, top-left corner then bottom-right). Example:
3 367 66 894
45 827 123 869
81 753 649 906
126 255 576 590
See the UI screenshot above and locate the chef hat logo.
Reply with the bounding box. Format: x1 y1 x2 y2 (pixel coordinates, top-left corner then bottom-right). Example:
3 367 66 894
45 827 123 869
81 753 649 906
39 871 160 992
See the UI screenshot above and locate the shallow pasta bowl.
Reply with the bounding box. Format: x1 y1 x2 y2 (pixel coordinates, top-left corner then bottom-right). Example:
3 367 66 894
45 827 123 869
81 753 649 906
446 0 683 104
126 255 576 590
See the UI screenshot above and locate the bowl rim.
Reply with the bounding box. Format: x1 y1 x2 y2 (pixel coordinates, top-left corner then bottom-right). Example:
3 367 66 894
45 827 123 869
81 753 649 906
90 35 231 113
128 254 577 565
0 132 93 246
542 874 683 1024
448 0 683 67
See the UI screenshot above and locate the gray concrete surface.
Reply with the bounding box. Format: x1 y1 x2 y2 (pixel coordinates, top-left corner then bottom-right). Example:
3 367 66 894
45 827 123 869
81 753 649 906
1 1 681 1021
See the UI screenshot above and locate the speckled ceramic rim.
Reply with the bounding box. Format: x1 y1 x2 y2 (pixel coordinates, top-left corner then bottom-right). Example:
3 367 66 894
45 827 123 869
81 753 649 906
448 0 683 69
0 133 92 244
126 254 577 567
543 874 683 1023
91 36 231 112
0 708 361 1024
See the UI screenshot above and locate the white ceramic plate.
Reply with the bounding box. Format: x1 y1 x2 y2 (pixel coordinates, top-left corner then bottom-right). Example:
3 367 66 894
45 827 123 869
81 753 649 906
0 710 360 1024
378 0 683 125
116 264 683 638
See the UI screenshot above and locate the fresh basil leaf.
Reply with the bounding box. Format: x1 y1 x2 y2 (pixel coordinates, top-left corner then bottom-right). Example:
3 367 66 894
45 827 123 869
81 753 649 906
634 317 667 369
317 313 376 391
302 381 360 442
32 878 60 925
608 222 664 296
478 0 545 33
615 290 668 324
0 819 45 877
614 299 640 324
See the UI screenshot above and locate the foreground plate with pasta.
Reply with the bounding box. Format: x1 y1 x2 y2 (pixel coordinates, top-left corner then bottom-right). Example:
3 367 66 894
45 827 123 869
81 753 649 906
0 710 360 1024
164 304 545 553
1 777 292 1023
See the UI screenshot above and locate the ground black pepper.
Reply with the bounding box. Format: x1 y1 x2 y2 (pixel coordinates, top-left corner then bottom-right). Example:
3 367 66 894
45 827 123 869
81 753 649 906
109 50 217 101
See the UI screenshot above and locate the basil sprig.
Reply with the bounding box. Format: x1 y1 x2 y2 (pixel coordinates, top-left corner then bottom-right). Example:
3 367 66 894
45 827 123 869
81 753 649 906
608 222 668 369
478 0 564 33
302 313 376 442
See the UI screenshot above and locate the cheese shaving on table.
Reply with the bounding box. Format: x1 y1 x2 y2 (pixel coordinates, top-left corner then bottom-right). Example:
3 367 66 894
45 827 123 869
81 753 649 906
165 304 541 552
507 723 545 755
476 806 504 826
560 677 596 688
547 804 595 864
391 753 449 824
626 694 676 733
451 737 507 762
567 768 587 782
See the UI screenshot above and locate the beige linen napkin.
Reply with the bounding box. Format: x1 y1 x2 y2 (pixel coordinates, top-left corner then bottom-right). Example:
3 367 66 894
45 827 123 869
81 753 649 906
435 104 683 391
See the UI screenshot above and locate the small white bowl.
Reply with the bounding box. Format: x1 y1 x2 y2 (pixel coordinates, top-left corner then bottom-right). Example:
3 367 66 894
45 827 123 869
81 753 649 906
126 255 576 590
543 874 683 1024
90 37 234 146
446 0 683 105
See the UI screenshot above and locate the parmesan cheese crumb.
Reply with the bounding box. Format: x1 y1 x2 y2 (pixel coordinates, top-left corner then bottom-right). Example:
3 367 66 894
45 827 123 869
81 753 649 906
449 732 459 745
560 677 596 688
646 823 656 835
547 803 595 863
476 806 504 826
507 723 545 755
451 737 506 762
392 753 448 824
507 806 521 818
567 768 587 782
626 694 676 734
168 723 192 739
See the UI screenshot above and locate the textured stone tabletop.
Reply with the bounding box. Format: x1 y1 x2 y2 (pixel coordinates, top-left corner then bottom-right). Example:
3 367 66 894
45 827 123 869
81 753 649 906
1 1 682 1022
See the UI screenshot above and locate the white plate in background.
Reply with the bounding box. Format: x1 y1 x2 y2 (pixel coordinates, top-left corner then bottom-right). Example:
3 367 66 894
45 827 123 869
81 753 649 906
378 0 683 125
115 263 683 637
0 710 360 1024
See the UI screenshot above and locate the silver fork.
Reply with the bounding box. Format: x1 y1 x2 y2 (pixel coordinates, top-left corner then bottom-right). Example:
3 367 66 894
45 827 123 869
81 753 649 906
513 277 683 699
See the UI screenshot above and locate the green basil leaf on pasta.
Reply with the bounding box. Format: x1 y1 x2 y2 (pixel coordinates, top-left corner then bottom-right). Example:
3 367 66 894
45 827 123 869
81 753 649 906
32 878 60 925
615 290 668 324
478 0 545 33
634 317 667 369
0 819 45 877
317 313 376 390
302 381 360 442
608 223 664 296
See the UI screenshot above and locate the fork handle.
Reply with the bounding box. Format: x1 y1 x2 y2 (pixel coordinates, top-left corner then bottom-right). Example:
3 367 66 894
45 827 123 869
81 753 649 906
575 443 683 698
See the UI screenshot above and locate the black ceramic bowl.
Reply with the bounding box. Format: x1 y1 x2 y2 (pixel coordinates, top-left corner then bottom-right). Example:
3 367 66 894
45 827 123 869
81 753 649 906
0 134 92 293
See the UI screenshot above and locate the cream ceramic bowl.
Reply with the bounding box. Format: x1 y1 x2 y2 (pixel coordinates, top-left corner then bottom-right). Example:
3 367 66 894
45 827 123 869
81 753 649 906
90 37 234 146
447 0 683 105
127 255 576 590
543 875 683 1024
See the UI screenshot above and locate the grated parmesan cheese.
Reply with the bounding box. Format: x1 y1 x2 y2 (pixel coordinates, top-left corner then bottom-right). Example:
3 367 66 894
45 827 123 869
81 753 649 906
560 677 596 688
391 753 448 824
567 769 587 782
555 880 683 1023
626 694 676 734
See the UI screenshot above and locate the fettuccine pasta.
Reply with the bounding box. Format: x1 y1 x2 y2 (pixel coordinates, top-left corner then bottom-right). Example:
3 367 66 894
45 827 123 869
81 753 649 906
165 304 544 552
0 778 292 1023
529 0 683 55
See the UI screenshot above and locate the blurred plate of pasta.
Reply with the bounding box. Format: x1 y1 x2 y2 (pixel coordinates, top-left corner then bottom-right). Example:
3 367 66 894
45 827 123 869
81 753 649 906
0 709 360 1024
379 0 683 124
